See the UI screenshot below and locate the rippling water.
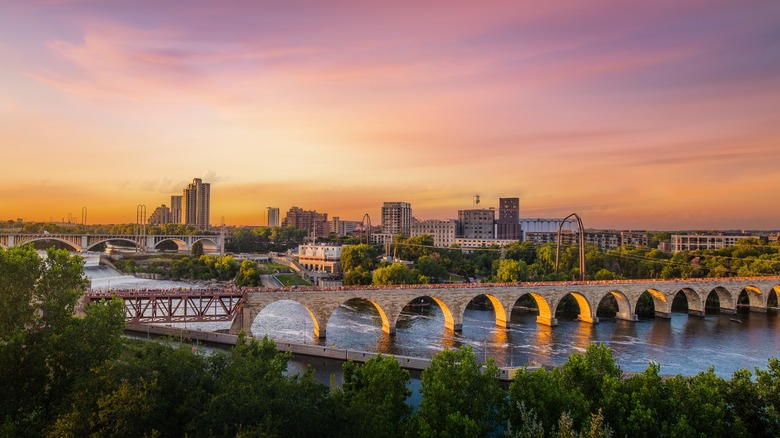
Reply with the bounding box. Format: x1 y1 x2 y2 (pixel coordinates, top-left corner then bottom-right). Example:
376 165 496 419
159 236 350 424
249 299 779 377
82 261 779 378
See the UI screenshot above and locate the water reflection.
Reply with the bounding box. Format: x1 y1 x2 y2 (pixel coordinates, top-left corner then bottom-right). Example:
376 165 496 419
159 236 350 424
245 299 779 378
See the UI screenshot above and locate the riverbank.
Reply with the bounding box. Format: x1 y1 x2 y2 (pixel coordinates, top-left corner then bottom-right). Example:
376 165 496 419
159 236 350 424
125 322 528 381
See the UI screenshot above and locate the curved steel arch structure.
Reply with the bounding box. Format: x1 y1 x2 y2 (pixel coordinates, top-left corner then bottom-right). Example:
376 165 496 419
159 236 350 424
361 213 372 244
555 213 586 281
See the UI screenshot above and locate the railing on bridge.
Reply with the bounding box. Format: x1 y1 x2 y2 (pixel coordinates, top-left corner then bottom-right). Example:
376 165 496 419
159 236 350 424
85 289 245 323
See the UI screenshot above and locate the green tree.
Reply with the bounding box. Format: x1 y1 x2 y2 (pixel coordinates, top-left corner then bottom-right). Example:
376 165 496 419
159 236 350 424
341 244 380 272
414 346 506 436
0 246 127 435
235 259 262 286
343 266 373 285
198 333 334 437
372 263 421 285
495 259 529 283
337 355 412 437
415 256 449 283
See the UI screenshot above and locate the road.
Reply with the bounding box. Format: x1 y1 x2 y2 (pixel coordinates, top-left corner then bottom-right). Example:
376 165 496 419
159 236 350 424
260 274 283 288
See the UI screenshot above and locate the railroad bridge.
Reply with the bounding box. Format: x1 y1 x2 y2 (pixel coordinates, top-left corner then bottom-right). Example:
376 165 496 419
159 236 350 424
0 233 223 253
229 277 780 339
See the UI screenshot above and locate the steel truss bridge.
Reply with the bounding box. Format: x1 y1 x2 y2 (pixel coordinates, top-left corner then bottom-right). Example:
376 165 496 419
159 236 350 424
84 289 245 323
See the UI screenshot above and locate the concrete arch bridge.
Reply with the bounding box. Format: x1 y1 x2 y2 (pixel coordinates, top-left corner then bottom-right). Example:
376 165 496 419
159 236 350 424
230 277 780 339
0 233 223 253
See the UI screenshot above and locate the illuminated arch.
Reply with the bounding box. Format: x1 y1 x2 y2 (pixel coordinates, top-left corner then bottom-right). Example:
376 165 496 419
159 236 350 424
597 290 632 319
556 292 595 323
417 296 455 331
334 297 392 334
462 294 507 328
514 292 554 325
251 299 323 339
738 285 763 310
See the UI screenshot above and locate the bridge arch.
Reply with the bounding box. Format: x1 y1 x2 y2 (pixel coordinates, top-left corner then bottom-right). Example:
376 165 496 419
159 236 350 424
327 297 392 336
596 290 634 321
738 285 764 312
391 295 457 334
191 237 219 252
23 237 82 252
249 299 326 340
154 238 188 252
85 237 140 252
704 286 735 314
635 288 669 318
460 294 508 331
511 292 555 326
554 291 596 324
670 287 704 316
768 285 780 310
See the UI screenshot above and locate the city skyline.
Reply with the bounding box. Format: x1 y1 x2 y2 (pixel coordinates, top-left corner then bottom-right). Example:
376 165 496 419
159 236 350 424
2 1 780 230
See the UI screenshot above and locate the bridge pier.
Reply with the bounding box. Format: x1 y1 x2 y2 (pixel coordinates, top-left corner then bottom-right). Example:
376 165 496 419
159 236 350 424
578 315 599 324
536 316 558 326
654 311 671 319
750 306 767 313
688 309 705 317
615 312 638 322
720 307 737 314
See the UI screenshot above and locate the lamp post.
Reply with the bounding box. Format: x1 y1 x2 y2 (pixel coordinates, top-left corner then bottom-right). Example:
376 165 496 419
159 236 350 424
81 207 87 233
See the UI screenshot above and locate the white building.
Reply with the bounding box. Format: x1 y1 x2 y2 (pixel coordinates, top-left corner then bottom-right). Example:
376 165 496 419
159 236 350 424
671 234 755 252
453 237 517 252
411 219 457 247
296 244 343 274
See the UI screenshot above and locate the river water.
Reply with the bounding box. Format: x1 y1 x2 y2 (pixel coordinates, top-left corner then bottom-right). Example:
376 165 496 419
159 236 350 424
83 259 779 378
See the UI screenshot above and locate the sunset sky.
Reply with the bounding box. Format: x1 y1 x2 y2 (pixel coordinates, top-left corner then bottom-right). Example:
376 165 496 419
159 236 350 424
2 0 779 230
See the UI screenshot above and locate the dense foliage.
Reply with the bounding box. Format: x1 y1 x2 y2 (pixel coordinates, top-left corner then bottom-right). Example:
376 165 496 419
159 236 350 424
339 237 780 286
2 245 780 436
225 226 308 253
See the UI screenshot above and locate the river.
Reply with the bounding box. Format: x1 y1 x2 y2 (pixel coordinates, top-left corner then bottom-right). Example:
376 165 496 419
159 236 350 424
83 259 779 378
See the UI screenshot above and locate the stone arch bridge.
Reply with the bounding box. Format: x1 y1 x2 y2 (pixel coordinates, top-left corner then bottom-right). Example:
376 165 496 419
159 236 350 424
230 277 780 339
0 233 223 253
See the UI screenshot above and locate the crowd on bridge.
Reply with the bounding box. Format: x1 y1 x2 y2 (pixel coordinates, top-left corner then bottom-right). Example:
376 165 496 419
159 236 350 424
85 274 780 298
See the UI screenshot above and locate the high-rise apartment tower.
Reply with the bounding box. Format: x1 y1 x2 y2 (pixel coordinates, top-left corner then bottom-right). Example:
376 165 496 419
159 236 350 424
182 178 210 230
381 202 412 236
267 207 280 227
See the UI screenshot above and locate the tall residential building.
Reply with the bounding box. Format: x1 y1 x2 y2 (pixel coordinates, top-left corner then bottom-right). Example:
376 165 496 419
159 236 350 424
497 197 520 240
170 195 182 224
182 178 210 230
381 201 412 236
267 207 280 227
457 208 495 239
148 205 171 225
282 206 329 237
